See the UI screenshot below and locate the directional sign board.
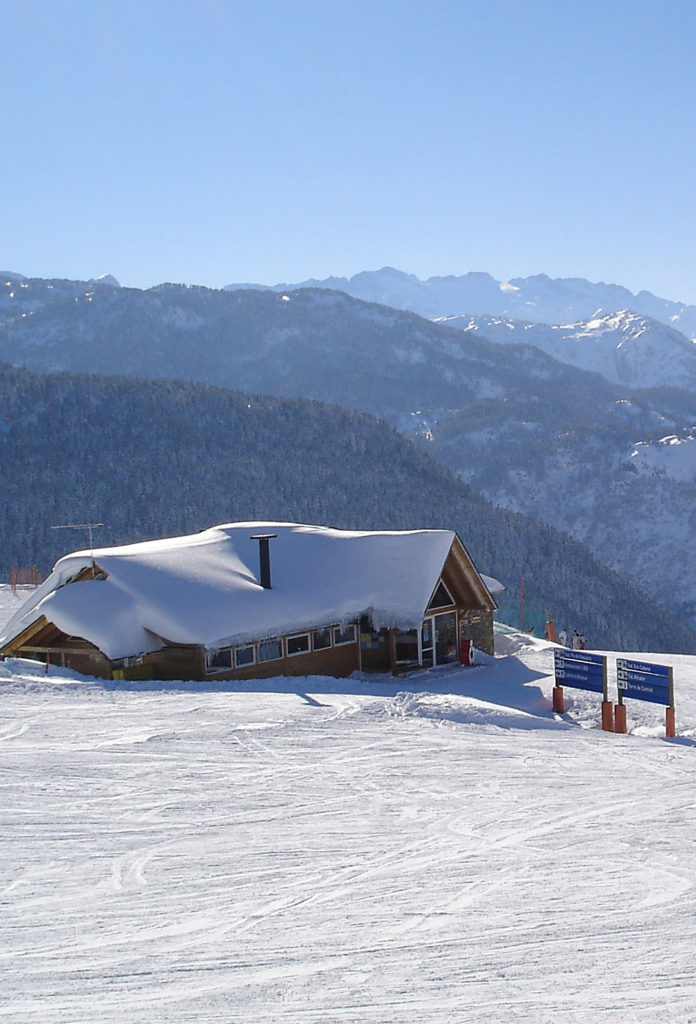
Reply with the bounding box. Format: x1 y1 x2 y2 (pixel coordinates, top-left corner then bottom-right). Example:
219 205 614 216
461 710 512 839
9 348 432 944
616 659 673 707
554 650 606 695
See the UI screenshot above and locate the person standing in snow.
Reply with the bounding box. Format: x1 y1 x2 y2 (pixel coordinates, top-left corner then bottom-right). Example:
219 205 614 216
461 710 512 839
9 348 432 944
579 631 586 650
571 629 580 649
558 628 567 646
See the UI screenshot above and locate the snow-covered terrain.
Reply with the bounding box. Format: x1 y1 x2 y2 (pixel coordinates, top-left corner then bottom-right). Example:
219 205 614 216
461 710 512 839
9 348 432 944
630 432 696 482
225 266 696 339
4 276 696 639
435 310 696 390
3 587 696 1022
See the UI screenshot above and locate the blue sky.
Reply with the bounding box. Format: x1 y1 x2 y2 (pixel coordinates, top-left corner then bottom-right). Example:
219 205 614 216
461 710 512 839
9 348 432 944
3 0 696 302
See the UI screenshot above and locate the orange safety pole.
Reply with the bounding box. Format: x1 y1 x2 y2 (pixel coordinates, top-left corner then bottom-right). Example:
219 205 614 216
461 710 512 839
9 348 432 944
666 668 675 738
552 685 564 714
601 701 614 732
545 611 556 643
614 702 627 734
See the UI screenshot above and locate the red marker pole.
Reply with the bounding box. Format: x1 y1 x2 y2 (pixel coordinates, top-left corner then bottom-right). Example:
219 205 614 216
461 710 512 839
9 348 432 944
666 668 675 738
614 691 627 734
601 657 613 731
552 685 564 714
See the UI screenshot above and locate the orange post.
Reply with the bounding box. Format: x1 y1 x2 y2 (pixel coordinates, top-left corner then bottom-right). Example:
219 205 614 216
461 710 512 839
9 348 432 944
601 701 614 732
552 686 564 714
614 703 627 734
666 707 676 738
545 612 556 643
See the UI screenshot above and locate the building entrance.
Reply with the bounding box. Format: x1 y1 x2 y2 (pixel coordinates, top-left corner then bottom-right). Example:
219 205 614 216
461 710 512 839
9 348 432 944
421 611 458 668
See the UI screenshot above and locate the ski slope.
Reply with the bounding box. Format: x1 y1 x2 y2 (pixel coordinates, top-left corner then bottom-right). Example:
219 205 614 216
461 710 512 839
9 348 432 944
2 616 696 1022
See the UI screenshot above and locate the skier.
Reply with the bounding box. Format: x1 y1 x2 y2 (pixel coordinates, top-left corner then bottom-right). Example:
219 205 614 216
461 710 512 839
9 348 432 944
571 629 580 649
558 628 567 647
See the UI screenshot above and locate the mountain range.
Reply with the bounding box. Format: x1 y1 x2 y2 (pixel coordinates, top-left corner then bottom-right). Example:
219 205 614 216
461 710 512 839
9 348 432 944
225 266 696 339
2 269 696 638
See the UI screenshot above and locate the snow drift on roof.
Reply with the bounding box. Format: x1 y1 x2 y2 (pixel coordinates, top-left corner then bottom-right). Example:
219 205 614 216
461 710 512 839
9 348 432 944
0 523 490 661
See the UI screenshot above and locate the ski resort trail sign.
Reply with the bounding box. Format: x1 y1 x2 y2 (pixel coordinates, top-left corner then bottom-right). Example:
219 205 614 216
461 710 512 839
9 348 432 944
553 650 613 731
616 658 675 737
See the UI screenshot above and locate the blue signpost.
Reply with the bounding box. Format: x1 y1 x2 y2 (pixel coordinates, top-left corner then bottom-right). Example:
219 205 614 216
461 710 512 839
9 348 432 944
553 650 612 729
616 658 675 736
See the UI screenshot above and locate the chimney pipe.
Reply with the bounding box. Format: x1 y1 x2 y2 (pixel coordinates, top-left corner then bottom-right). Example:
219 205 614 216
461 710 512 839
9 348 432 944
250 534 277 589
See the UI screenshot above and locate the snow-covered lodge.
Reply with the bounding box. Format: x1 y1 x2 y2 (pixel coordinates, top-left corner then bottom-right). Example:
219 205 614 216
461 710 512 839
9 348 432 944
0 523 500 681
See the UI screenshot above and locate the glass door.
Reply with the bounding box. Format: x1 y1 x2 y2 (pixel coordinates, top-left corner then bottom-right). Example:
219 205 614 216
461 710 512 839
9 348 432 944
434 611 458 665
422 612 458 667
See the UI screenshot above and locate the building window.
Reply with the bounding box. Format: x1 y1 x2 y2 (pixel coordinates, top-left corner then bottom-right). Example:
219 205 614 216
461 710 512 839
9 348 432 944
312 627 332 651
258 638 282 663
235 645 256 668
429 580 455 610
206 648 233 672
334 624 357 646
286 633 310 656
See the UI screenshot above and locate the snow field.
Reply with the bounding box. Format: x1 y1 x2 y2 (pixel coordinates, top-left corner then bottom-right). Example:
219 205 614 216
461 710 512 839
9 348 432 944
2 630 696 1022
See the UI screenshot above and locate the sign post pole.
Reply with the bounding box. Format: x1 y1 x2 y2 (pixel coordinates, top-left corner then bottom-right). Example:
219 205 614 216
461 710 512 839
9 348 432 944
552 684 564 714
666 667 675 738
601 658 613 731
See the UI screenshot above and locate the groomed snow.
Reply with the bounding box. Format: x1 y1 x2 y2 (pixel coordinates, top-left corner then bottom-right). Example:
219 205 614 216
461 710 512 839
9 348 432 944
2 621 696 1023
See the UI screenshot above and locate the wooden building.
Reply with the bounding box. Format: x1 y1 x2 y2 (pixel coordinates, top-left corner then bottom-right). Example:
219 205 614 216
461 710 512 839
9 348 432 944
0 523 499 682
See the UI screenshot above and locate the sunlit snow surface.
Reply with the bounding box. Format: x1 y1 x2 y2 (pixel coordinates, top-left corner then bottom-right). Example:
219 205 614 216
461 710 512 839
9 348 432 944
2 611 696 1022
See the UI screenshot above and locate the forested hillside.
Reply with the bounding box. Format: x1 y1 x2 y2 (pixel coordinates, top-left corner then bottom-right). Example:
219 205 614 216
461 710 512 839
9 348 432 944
1 363 693 653
5 275 696 631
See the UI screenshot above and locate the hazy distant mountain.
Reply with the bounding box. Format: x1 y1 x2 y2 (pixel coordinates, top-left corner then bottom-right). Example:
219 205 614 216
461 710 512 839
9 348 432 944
436 310 696 390
88 274 121 288
0 277 598 418
3 274 696 632
225 267 696 340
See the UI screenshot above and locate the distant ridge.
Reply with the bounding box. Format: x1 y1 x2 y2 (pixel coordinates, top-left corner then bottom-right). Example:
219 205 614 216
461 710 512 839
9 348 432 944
436 309 696 390
225 266 696 339
4 272 696 635
88 274 121 288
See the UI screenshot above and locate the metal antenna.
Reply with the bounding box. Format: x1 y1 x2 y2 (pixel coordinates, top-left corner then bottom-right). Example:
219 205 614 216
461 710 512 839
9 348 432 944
51 523 105 576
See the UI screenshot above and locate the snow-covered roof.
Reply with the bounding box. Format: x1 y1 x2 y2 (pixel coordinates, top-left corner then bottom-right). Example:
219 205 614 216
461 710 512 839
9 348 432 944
480 574 505 596
1 523 495 661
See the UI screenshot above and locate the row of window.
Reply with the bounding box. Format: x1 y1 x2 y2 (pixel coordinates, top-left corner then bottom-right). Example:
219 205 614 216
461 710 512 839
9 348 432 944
205 624 357 674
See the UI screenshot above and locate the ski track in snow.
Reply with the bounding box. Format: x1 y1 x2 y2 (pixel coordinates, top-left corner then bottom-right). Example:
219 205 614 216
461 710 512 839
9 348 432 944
2 625 696 1022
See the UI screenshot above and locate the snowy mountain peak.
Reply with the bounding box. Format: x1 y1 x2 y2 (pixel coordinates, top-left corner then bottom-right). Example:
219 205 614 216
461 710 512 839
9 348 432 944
224 268 696 339
88 274 121 288
441 308 696 390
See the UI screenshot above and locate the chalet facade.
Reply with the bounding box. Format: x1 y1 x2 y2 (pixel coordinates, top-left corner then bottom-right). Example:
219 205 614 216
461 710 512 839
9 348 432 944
0 523 500 682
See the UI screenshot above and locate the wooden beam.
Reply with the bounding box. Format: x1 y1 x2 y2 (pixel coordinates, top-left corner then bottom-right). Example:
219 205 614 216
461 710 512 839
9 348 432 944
13 645 101 655
389 628 398 676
